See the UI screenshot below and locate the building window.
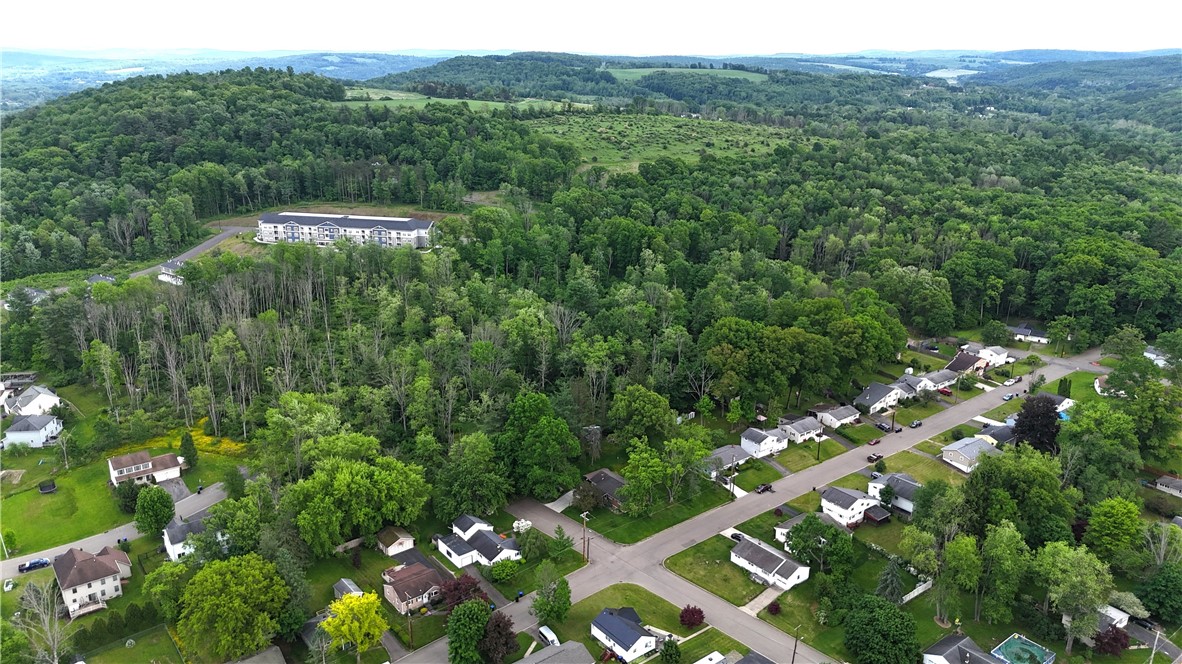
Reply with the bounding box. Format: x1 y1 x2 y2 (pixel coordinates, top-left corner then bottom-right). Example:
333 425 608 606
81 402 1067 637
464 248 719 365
101 590 106 597
73 588 77 594
87 582 92 589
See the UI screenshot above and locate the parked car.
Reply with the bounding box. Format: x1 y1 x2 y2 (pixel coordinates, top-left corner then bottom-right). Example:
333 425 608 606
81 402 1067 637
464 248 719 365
1131 617 1159 631
1002 393 1016 401
868 438 881 446
876 422 892 432
729 533 745 542
895 427 903 433
938 387 953 396
867 453 884 462
870 471 882 479
17 558 49 573
538 626 560 647
909 420 922 428
1003 377 1018 386
755 483 775 494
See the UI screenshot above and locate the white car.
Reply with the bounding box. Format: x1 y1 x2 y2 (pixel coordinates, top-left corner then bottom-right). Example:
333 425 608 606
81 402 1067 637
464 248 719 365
3 579 14 592
1003 378 1017 386
538 625 560 647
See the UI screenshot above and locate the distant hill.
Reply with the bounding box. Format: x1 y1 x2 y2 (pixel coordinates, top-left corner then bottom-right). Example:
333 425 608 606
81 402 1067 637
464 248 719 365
208 52 444 81
987 48 1181 63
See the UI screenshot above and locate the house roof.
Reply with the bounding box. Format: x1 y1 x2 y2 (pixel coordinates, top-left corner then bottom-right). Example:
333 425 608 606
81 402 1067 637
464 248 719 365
978 424 1016 444
741 427 771 443
782 416 822 435
706 445 752 468
333 578 363 596
871 473 922 501
593 607 654 651
108 450 152 470
776 512 853 536
1037 392 1069 406
377 526 413 548
734 653 777 664
6 414 59 432
164 507 210 545
585 468 626 500
924 634 1005 664
1007 322 1047 338
946 352 985 372
469 529 517 562
162 259 185 271
855 382 898 407
259 211 435 232
923 369 959 386
864 505 892 522
732 538 803 579
821 486 871 510
109 452 182 481
6 385 57 411
453 514 489 534
298 614 328 647
439 533 474 558
943 437 1002 461
1171 516 1182 529
86 274 116 285
816 404 859 421
52 547 129 590
517 641 596 664
985 345 1007 356
384 562 444 601
1158 476 1182 491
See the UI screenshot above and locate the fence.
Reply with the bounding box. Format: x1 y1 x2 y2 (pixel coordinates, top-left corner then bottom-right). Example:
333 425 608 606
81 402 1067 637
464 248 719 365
82 624 182 663
901 579 934 604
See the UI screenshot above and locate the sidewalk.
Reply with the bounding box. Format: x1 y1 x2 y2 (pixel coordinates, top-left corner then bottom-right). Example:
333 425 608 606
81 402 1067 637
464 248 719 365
740 586 782 617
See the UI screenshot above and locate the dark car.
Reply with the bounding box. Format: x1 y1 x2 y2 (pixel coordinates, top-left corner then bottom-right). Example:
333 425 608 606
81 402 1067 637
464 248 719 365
910 420 922 428
17 558 50 573
894 427 903 433
1131 617 1158 631
729 533 744 542
755 483 775 494
867 453 884 462
876 422 892 432
868 438 881 446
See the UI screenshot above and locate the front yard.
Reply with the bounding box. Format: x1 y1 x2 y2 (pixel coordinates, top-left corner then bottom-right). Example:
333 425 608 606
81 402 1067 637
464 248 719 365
563 482 730 544
893 399 945 424
1043 370 1105 404
835 423 880 446
914 439 946 456
665 536 767 606
776 438 847 472
736 509 791 549
730 459 782 492
678 627 749 662
982 398 1025 421
549 584 696 658
883 451 964 486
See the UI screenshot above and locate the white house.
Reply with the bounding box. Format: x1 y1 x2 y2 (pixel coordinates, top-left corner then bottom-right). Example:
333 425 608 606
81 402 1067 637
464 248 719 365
868 473 923 514
1099 605 1130 630
255 212 435 248
812 404 859 429
774 512 852 544
854 382 904 414
1144 346 1169 368
1036 392 1075 413
921 369 960 390
1007 323 1050 345
1156 476 1182 499
890 374 933 398
777 416 823 444
923 634 1005 664
591 607 657 663
704 444 752 479
162 507 213 561
740 427 787 459
3 415 62 448
942 437 1002 473
159 259 185 285
4 385 61 417
107 450 184 485
436 514 521 568
730 538 810 591
821 487 881 527
376 526 415 556
52 547 132 617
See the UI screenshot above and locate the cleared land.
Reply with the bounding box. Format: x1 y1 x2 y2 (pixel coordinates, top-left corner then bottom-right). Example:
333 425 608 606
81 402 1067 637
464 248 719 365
606 67 768 83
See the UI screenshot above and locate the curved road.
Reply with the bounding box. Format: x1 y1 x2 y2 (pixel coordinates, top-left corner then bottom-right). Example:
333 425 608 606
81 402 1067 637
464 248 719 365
130 226 253 278
397 349 1110 663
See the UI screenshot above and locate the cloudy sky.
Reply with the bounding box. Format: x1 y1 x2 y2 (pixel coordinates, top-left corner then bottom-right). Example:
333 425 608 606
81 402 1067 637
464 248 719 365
6 0 1176 55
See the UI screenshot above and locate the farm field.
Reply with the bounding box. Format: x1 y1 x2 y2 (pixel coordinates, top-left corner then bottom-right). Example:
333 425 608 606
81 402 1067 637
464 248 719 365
527 114 798 170
606 67 768 82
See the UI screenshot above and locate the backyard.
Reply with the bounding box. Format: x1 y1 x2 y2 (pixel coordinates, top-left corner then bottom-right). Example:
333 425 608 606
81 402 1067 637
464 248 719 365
665 536 767 606
562 482 730 544
86 625 183 664
1043 371 1105 404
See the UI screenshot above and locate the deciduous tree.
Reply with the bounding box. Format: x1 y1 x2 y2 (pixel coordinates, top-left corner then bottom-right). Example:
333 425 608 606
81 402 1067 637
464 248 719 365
321 593 386 664
843 595 920 664
479 612 516 664
447 600 492 664
179 554 289 661
531 561 571 624
135 484 175 538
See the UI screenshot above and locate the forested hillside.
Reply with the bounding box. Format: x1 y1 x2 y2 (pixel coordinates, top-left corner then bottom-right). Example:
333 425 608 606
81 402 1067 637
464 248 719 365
0 68 578 278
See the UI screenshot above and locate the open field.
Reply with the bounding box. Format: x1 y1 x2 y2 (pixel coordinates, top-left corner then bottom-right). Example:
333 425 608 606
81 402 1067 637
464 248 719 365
563 482 730 544
606 67 768 83
527 114 797 170
665 535 766 606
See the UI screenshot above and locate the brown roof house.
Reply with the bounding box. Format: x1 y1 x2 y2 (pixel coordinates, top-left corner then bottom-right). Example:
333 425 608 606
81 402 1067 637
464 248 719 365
584 468 627 512
53 546 132 617
382 562 445 614
107 450 184 485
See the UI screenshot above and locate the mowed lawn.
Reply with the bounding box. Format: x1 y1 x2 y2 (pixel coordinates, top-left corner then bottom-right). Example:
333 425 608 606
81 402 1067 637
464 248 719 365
550 584 695 658
731 459 781 492
678 627 750 662
882 451 964 486
87 624 183 664
776 438 847 472
1043 371 1104 404
665 536 766 606
736 509 789 549
835 423 880 446
563 482 730 544
1 458 126 555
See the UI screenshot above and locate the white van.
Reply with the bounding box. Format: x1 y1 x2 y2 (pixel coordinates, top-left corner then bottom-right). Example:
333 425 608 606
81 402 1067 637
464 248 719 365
538 625 560 647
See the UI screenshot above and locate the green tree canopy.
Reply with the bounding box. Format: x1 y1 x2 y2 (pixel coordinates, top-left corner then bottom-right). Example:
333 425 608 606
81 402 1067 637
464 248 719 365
178 553 289 661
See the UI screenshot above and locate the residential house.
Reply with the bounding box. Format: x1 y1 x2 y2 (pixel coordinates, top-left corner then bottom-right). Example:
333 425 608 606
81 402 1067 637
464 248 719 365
163 507 212 561
436 515 521 568
518 641 596 664
584 468 627 511
923 634 1005 664
978 424 1016 446
86 274 116 287
1144 346 1169 368
298 614 329 648
3 415 62 448
945 351 988 375
159 259 185 285
730 538 810 591
811 404 860 428
739 427 787 458
53 546 132 617
820 487 882 527
942 437 1003 473
890 374 934 398
256 212 435 248
922 369 960 390
774 512 852 544
868 473 923 514
1007 323 1050 345
590 607 658 663
376 526 415 556
854 382 904 414
1036 392 1075 413
777 416 823 444
4 385 61 417
1155 475 1182 499
382 562 445 614
333 578 364 599
2 287 49 310
978 345 1011 367
704 444 752 479
107 450 184 485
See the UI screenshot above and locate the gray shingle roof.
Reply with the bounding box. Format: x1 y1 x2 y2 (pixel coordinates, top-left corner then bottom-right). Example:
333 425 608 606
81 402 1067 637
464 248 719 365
469 529 516 562
782 416 822 436
86 274 116 285
585 468 626 500
333 578 362 597
735 653 777 664
453 514 489 534
924 634 1005 664
260 212 434 232
6 414 58 432
855 382 898 407
1158 476 1182 491
822 486 871 510
741 427 770 443
943 437 1002 461
1037 392 1069 406
873 473 922 501
1007 322 1047 338
979 424 1015 444
440 533 474 557
164 507 210 545
6 385 57 411
593 607 653 651
819 405 859 421
518 641 596 664
923 369 959 386
732 538 803 579
946 352 984 372
706 445 751 469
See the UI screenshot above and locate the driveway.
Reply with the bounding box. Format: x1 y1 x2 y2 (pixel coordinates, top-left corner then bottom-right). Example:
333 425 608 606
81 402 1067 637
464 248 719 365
1124 622 1182 662
157 477 191 502
130 226 253 278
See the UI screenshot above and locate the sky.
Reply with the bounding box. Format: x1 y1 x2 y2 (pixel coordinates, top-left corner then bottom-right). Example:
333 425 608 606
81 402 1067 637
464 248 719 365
5 0 1177 55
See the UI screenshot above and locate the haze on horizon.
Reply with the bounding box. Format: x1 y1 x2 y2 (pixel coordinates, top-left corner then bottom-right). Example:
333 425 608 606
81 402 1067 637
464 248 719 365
6 0 1175 56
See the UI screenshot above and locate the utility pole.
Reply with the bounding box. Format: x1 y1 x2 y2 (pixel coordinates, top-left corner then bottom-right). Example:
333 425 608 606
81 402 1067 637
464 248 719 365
790 624 801 664
581 511 591 563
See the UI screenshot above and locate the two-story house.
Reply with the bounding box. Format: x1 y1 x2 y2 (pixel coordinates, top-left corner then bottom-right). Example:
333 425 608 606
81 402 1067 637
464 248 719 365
53 547 132 617
4 385 61 417
159 259 185 285
163 507 212 561
821 487 884 527
740 427 787 458
868 473 923 514
436 515 521 568
3 415 62 448
854 383 904 414
777 416 823 444
942 437 1003 473
107 450 184 485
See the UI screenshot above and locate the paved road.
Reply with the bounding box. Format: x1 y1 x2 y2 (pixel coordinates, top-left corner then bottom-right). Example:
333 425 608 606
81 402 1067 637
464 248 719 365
395 348 1109 664
130 226 253 278
1 483 227 578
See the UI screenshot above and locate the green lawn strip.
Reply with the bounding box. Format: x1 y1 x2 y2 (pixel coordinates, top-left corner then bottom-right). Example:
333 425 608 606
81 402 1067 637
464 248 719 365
829 471 870 493
56 384 109 417
504 632 537 664
776 439 846 473
387 611 449 651
853 518 907 557
86 624 183 664
677 626 750 662
914 439 946 456
562 483 730 544
1099 356 1122 368
606 67 768 82
894 399 944 423
835 424 880 446
759 580 851 661
882 452 964 486
491 550 586 599
786 492 821 515
1043 370 1105 404
736 510 789 549
732 459 782 492
982 399 1024 421
1 456 128 556
951 328 984 342
550 583 696 658
665 536 765 606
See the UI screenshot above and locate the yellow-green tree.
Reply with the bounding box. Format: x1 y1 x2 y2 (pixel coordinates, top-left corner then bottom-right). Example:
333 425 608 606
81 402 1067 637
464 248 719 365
321 592 387 664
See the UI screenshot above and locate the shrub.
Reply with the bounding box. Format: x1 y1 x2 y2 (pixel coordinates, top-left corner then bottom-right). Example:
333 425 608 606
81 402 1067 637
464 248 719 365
773 507 783 517
489 559 520 583
767 601 781 615
1094 626 1129 656
351 546 362 569
679 605 704 628
115 481 143 514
